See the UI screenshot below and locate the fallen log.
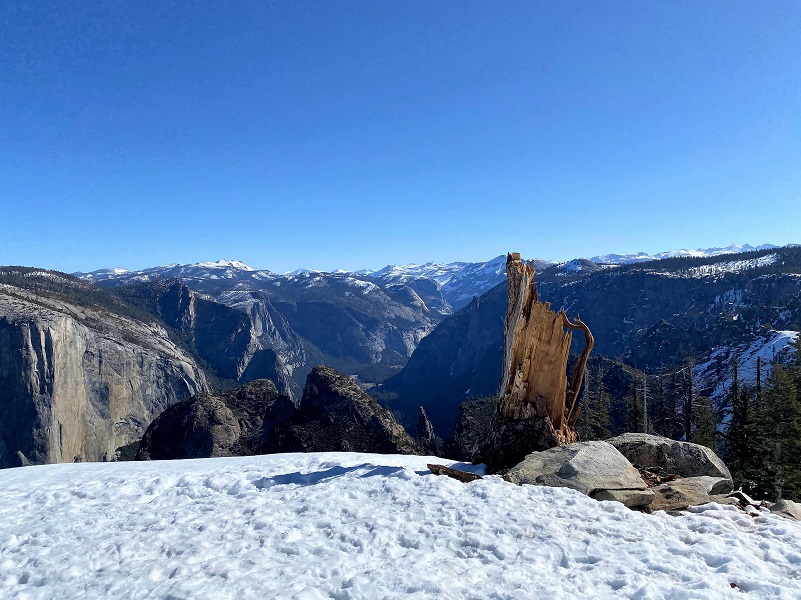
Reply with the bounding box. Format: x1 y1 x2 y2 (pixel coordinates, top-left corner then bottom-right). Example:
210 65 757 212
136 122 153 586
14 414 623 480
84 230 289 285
427 464 483 483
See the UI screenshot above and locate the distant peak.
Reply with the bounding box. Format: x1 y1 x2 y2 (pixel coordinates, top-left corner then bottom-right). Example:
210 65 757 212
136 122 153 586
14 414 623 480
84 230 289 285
193 260 255 271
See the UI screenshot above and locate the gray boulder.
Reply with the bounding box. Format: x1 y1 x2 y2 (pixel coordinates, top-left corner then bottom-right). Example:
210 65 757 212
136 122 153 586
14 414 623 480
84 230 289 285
768 499 801 521
650 476 734 513
607 433 732 480
504 441 652 507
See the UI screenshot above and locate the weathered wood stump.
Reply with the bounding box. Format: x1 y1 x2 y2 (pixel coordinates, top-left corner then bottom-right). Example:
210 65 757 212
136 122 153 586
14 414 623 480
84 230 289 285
476 252 594 473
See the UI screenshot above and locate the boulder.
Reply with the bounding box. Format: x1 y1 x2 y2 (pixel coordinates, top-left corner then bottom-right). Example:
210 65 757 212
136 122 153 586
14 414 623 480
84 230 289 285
768 499 801 521
607 433 732 480
504 441 652 507
649 476 734 513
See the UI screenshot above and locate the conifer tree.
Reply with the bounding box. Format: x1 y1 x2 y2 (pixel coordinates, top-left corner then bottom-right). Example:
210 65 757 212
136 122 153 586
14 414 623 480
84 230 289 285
624 379 645 433
576 364 610 441
690 395 717 449
754 365 801 500
722 359 766 494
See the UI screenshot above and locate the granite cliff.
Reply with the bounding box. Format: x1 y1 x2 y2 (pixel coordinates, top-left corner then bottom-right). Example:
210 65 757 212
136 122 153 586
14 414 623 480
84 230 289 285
0 269 208 468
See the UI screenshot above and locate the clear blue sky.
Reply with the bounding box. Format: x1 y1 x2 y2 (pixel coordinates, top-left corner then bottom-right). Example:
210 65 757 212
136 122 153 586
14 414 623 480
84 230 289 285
2 1 799 273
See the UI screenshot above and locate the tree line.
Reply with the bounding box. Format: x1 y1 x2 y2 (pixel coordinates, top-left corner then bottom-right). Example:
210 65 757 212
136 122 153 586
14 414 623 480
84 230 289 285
576 340 801 501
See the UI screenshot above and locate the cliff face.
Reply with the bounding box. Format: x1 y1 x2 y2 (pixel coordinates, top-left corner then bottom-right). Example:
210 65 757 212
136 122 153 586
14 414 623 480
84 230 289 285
0 279 208 468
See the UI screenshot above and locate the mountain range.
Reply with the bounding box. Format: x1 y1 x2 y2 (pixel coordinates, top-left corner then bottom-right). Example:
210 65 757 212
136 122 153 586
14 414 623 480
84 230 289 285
1 243 798 468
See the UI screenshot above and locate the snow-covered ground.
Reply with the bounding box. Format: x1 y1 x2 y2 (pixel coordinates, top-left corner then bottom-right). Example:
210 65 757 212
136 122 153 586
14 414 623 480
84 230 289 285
2 453 800 599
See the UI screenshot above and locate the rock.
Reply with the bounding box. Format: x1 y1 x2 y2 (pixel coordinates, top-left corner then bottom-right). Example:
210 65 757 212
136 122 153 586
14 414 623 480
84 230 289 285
137 367 421 460
607 433 732 480
768 499 801 521
271 366 421 455
443 396 497 462
592 488 655 507
650 477 735 513
0 274 208 468
416 407 444 456
137 379 292 460
504 441 651 507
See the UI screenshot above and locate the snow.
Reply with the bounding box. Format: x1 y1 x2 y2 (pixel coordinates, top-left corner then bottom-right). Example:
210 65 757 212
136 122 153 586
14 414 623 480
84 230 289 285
590 244 778 265
695 330 799 399
195 260 256 271
1 453 800 599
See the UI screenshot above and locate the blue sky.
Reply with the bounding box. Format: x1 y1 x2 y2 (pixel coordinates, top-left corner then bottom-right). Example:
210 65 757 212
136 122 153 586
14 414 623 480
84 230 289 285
2 1 799 273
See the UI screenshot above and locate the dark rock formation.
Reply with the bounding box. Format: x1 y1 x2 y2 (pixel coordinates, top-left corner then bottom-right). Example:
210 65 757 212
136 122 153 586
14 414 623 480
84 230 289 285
137 380 294 460
416 407 444 456
268 366 420 455
137 366 421 460
443 396 497 462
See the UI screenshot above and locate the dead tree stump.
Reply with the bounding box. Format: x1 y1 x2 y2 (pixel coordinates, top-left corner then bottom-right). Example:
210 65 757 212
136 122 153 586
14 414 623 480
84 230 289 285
476 252 594 473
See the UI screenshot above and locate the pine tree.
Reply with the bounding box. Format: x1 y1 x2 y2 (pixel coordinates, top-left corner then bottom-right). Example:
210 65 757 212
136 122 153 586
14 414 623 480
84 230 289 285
722 360 760 493
690 395 717 449
576 364 610 440
624 379 645 433
754 365 801 500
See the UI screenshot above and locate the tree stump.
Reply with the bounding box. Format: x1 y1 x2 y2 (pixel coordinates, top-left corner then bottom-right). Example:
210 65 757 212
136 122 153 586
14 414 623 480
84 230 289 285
476 253 594 473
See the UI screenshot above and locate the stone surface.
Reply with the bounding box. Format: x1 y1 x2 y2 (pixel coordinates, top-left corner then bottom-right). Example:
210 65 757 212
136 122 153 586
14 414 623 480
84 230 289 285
443 396 497 462
607 433 732 480
0 278 208 468
416 407 444 456
138 366 421 460
137 379 293 460
768 499 801 521
591 488 655 508
649 477 735 513
270 366 421 455
504 441 648 498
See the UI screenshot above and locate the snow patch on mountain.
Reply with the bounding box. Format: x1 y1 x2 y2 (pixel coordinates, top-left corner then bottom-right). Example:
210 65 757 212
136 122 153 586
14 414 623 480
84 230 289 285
696 330 799 399
591 244 778 265
651 254 781 280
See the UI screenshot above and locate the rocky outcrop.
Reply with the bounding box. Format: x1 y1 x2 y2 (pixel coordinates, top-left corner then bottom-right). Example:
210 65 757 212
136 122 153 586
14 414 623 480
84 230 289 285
416 407 444 456
0 277 208 468
137 367 421 460
136 379 294 460
443 396 497 461
607 433 732 480
504 441 653 508
270 366 420 455
115 280 296 397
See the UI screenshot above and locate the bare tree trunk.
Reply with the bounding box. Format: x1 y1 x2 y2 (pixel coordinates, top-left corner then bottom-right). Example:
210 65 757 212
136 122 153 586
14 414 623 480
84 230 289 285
477 253 594 473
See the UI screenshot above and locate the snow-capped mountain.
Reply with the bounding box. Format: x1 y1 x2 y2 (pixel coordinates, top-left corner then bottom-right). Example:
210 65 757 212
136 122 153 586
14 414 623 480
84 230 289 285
589 243 778 265
75 255 544 313
76 259 273 285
